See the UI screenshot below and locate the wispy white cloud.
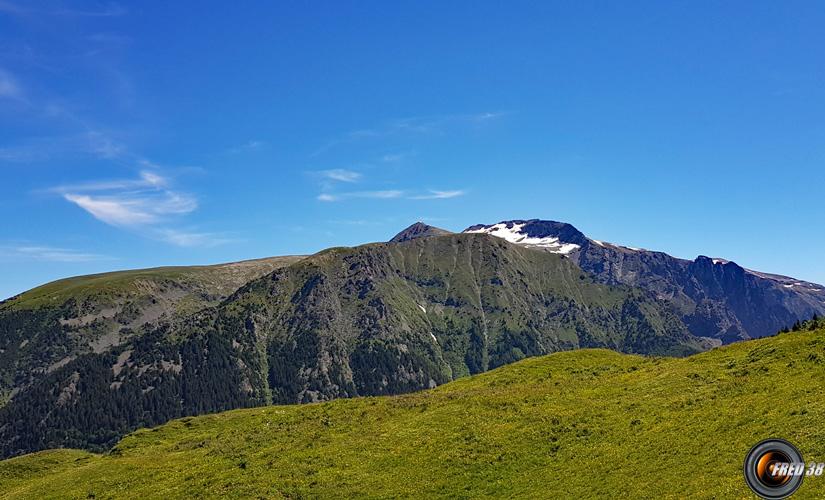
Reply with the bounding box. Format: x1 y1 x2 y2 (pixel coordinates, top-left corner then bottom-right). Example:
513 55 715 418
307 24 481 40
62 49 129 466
49 170 230 247
0 244 111 263
137 170 166 187
50 170 165 193
313 169 364 199
65 193 157 226
409 190 466 200
52 170 233 247
318 168 361 183
365 190 404 199
317 190 404 202
63 190 196 227
318 188 465 202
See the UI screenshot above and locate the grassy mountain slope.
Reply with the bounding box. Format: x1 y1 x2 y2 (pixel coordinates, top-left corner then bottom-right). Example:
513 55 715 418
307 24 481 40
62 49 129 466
3 257 305 312
0 233 704 459
214 233 704 403
2 325 824 499
0 255 304 404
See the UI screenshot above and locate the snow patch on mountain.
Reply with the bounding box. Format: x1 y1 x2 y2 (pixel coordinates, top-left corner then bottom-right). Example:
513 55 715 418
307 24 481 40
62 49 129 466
465 222 580 254
588 239 646 253
745 269 825 294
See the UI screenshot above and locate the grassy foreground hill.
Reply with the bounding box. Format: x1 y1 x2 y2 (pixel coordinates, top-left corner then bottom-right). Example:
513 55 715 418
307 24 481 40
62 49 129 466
2 325 824 498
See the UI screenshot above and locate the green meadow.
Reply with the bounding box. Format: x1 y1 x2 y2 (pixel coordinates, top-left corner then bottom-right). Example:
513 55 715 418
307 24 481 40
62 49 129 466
2 327 824 499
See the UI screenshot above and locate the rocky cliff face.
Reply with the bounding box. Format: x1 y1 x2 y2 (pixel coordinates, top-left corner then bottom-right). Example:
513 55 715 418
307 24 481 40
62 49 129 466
466 219 825 342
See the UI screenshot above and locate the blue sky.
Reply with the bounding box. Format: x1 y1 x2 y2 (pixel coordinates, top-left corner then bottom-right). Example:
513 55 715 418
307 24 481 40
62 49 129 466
1 1 824 299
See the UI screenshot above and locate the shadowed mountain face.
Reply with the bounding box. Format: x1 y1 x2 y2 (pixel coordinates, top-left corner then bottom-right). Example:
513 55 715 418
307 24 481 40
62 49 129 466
0 233 704 458
465 219 825 342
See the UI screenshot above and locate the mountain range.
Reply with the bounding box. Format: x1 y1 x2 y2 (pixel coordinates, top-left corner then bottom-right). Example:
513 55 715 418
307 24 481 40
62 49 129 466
463 219 825 342
0 218 821 458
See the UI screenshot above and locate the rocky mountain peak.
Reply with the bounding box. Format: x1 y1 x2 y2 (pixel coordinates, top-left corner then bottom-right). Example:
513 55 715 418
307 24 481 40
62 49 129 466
390 222 452 243
463 219 588 254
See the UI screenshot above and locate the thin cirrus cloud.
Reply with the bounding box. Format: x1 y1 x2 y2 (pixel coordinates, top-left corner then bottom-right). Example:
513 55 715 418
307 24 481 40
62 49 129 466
309 113 487 201
317 189 465 202
63 191 196 226
52 170 225 247
317 190 403 202
0 244 111 263
58 170 196 227
50 169 166 193
318 168 362 183
312 168 464 202
409 190 466 200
